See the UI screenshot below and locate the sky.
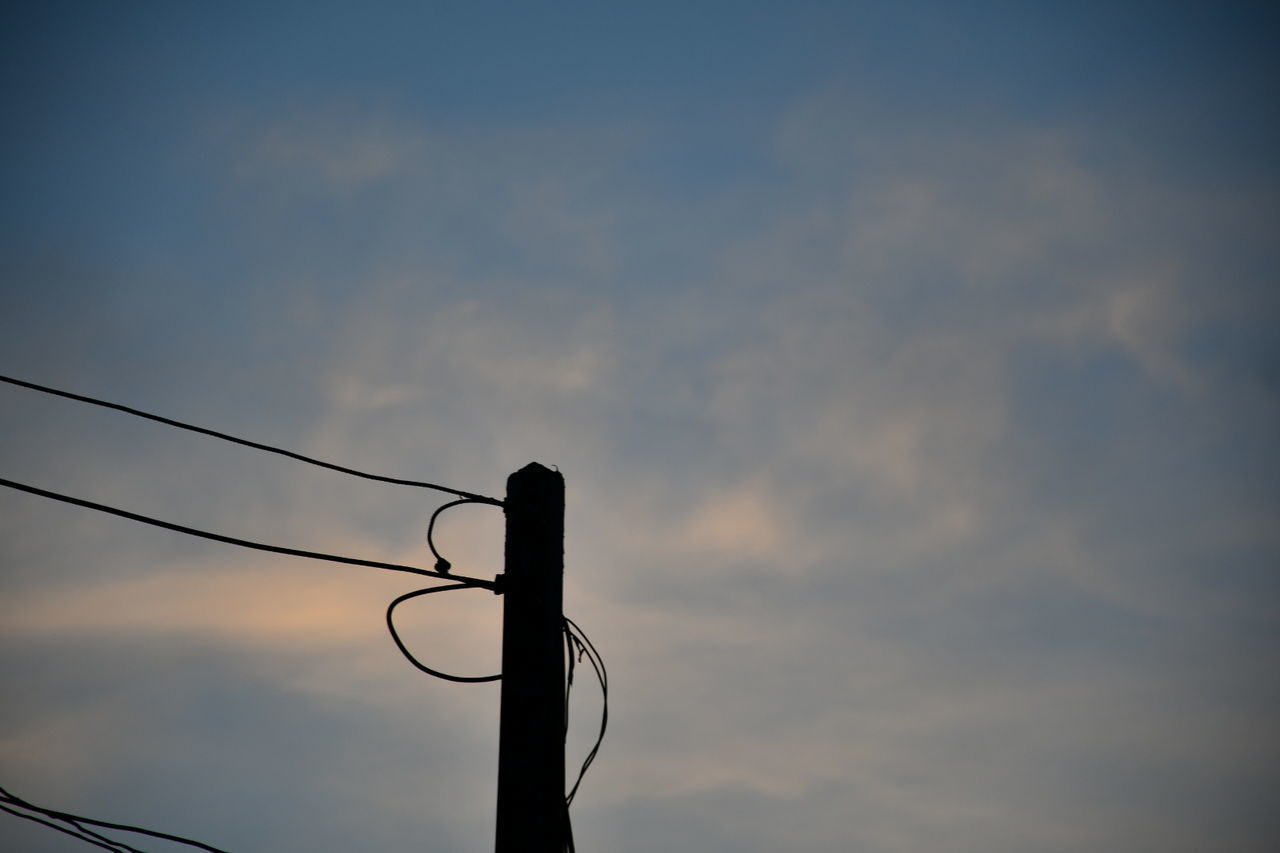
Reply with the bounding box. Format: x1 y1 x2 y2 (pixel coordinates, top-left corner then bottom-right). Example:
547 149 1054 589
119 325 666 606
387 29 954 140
1 2 1278 851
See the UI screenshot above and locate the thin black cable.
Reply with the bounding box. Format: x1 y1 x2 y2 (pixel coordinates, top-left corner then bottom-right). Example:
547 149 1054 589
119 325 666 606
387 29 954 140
564 617 608 807
0 787 229 853
386 495 504 681
0 476 496 591
426 498 495 575
386 583 502 683
562 617 606 852
564 622 576 732
563 800 576 853
0 373 502 506
57 814 148 853
0 803 128 852
37 810 145 853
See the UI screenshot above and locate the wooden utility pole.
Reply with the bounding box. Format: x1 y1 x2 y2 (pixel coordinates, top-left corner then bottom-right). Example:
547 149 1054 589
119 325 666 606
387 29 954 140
495 462 565 853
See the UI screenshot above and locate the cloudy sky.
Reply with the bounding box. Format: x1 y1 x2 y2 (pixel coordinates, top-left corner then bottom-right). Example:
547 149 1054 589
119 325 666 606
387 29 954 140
2 3 1278 851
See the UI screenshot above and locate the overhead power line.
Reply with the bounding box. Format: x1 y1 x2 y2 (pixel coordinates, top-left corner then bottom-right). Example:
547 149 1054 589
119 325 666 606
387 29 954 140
0 476 496 591
0 786 229 853
1 803 131 853
0 373 502 506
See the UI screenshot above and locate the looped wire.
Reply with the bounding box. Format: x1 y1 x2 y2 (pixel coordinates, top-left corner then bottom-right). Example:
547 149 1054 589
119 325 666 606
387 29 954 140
427 498 493 574
386 584 501 683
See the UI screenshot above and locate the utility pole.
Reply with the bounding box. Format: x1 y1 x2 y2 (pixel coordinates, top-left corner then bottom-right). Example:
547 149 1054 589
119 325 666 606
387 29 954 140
495 462 565 853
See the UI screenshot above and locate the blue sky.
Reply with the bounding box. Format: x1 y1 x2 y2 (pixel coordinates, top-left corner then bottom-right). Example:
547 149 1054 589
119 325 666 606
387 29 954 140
2 3 1278 852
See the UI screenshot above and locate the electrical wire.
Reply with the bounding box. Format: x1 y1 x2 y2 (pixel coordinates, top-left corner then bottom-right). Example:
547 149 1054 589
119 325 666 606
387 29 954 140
564 616 608 807
561 616 608 851
561 618 607 850
40 814 145 853
0 476 496 591
387 496 505 681
0 373 502 506
426 498 496 575
0 786 229 853
386 583 502 683
563 801 576 853
0 803 130 853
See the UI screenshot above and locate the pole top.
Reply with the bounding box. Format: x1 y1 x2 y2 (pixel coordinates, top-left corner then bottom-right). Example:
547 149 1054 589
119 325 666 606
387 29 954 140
508 461 564 488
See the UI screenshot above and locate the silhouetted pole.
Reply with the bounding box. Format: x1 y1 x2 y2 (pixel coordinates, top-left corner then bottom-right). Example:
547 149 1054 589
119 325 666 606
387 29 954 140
495 462 565 853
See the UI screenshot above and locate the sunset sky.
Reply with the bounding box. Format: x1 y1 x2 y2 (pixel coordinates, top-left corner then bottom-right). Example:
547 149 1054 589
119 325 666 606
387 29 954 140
2 3 1278 851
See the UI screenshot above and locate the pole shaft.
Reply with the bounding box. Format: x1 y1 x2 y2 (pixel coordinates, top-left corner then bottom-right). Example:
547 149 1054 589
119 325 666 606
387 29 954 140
495 463 565 853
